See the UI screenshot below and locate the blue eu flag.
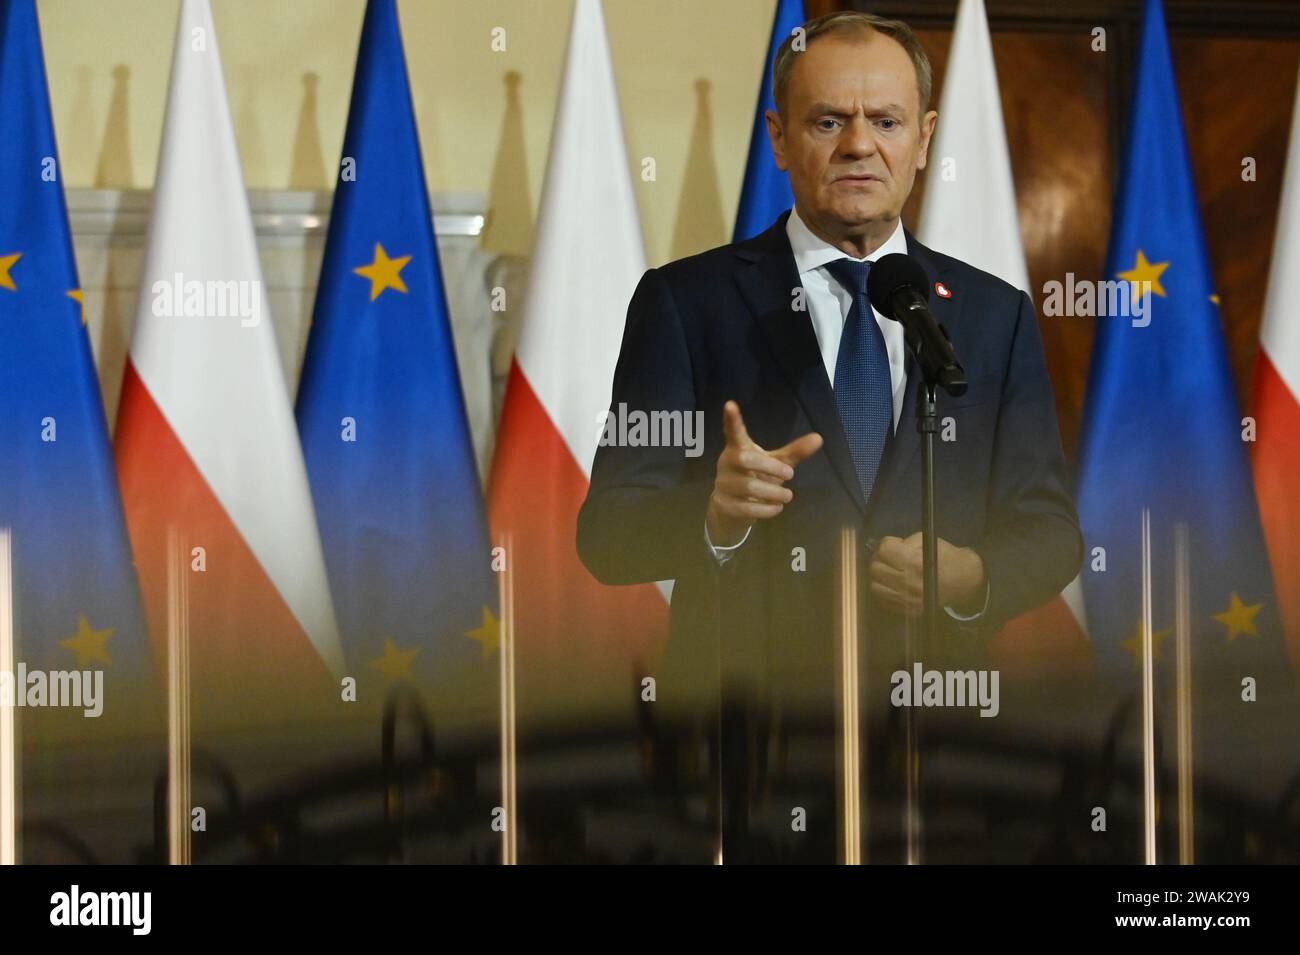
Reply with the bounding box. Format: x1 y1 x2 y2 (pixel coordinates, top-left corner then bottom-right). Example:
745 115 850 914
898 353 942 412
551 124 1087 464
296 0 496 701
0 0 151 692
1077 0 1289 687
733 0 804 241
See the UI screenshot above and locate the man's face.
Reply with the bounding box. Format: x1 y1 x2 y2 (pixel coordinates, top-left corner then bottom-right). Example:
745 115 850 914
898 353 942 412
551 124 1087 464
767 30 937 244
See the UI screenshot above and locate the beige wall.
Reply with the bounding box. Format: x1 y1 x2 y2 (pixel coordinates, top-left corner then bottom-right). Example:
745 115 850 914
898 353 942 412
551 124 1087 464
39 0 775 267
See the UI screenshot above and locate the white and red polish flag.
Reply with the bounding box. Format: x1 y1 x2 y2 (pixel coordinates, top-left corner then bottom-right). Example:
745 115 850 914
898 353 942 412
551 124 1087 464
114 0 345 721
1251 65 1300 672
488 0 668 675
918 0 1089 675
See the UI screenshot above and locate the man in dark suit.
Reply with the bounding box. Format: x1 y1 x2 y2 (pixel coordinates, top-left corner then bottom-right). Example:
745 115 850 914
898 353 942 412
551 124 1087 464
577 11 1081 861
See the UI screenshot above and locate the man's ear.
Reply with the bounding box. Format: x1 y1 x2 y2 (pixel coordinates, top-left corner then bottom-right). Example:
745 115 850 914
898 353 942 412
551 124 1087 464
765 108 788 172
915 109 939 170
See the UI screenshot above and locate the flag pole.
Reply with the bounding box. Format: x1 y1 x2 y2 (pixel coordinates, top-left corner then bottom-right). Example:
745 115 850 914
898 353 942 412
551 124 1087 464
0 529 17 865
1139 508 1157 864
1174 522 1194 864
166 525 191 865
497 532 517 865
836 527 864 864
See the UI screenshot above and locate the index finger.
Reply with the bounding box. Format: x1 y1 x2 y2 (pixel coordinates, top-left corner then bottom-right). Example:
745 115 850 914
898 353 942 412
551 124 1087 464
770 431 824 468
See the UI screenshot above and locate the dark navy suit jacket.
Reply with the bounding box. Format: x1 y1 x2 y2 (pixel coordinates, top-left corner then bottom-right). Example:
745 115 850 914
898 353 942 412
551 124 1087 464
577 210 1082 715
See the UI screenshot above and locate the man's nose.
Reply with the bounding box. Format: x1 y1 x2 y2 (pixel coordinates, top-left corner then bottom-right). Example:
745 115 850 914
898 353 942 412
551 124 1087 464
838 115 878 159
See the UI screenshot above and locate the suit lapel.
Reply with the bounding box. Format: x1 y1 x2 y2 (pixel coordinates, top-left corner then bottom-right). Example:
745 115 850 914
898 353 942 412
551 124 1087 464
733 212 868 515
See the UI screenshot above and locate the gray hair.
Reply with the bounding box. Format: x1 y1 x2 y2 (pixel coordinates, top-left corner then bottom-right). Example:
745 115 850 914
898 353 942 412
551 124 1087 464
772 11 933 120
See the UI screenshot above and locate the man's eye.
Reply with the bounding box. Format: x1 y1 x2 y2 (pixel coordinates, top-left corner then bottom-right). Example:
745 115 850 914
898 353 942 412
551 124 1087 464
878 119 899 131
818 119 840 130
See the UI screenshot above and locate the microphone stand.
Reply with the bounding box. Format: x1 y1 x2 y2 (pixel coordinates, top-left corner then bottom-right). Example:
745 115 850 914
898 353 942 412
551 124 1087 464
897 378 939 865
899 296 966 864
905 362 949 865
919 379 941 650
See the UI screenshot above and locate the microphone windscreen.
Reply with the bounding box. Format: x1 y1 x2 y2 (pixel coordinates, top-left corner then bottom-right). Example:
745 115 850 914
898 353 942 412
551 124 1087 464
867 252 929 318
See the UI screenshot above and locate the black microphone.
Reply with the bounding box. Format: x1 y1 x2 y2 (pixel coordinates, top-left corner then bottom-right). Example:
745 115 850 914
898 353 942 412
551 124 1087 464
867 253 967 396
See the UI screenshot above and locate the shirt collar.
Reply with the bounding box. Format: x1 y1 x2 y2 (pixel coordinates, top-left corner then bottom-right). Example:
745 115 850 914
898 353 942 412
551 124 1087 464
785 204 908 277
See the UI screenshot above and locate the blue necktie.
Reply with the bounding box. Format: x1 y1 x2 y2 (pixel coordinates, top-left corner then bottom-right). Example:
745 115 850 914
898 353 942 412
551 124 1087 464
824 258 892 504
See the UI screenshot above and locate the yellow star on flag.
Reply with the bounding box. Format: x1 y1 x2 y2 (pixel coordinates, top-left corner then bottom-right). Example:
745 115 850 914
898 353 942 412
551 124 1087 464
466 606 500 658
1119 619 1172 668
368 637 421 683
353 243 411 301
1212 592 1262 642
60 614 114 667
1117 249 1169 303
67 289 87 325
0 252 21 291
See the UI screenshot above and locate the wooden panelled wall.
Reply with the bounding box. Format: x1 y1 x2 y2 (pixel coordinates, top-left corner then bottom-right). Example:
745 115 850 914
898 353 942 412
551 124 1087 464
803 0 1300 460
